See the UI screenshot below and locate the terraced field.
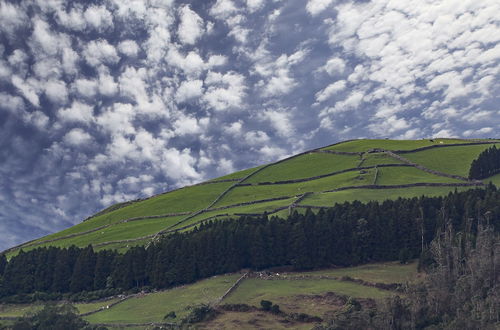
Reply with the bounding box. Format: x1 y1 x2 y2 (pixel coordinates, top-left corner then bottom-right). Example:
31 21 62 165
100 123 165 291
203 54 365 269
5 138 500 256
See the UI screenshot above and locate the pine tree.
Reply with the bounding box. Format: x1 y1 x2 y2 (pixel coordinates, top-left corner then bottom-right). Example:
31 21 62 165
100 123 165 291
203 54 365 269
69 246 96 292
0 254 7 277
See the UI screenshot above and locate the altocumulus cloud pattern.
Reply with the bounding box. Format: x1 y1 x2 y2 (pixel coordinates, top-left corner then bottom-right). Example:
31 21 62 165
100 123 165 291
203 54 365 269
0 0 499 250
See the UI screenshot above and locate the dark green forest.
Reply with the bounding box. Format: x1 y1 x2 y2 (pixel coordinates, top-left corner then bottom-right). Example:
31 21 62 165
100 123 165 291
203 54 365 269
1 185 499 303
469 145 500 179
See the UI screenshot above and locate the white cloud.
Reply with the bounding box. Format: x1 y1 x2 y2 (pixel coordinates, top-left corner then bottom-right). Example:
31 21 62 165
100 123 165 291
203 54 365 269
32 58 62 80
203 71 246 111
0 93 25 113
0 2 28 37
256 49 309 97
56 7 86 31
118 40 140 57
29 18 71 56
166 49 206 77
176 79 204 102
210 0 238 20
217 158 235 175
369 115 410 135
44 80 68 104
323 57 346 76
173 114 207 136
23 110 49 130
259 109 294 138
84 5 113 31
96 103 136 135
98 69 118 96
160 148 202 183
315 80 346 103
225 121 243 136
259 145 286 161
58 101 94 124
83 40 120 67
246 0 264 13
208 55 227 67
62 48 79 75
63 128 93 146
8 49 28 69
73 78 98 98
306 0 336 16
463 127 493 137
11 75 41 107
177 5 205 45
118 67 167 117
118 66 148 103
245 131 270 145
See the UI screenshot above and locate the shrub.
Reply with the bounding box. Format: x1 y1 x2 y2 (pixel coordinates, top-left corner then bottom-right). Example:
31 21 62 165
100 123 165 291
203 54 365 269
260 300 272 311
163 311 176 320
182 304 217 324
270 304 281 314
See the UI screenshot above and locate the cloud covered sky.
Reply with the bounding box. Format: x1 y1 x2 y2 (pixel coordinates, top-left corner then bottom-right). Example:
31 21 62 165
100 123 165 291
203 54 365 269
0 0 499 250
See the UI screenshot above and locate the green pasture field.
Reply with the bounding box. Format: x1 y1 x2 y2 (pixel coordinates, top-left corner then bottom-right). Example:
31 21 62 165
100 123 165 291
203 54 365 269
213 170 375 208
322 138 473 152
0 262 419 328
244 153 360 183
0 298 121 318
209 165 264 181
0 303 42 318
301 261 417 284
361 153 405 167
375 166 462 185
93 238 151 253
84 273 241 324
170 197 297 231
403 143 500 177
75 298 122 315
298 186 474 207
223 278 391 317
28 216 186 250
26 182 233 244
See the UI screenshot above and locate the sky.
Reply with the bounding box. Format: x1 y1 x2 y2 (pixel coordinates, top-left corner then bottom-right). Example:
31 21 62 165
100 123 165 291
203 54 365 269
0 0 499 251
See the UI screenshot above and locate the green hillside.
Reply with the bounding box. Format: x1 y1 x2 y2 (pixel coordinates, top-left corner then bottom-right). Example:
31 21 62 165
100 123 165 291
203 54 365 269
4 138 500 256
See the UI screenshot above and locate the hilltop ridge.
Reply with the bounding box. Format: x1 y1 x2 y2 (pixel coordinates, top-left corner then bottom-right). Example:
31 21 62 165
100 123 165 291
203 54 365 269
4 138 500 255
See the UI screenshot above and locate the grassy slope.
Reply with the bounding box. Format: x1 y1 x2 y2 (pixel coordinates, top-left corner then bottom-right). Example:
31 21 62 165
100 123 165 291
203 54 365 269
375 166 462 184
81 262 416 326
209 165 264 181
223 278 391 311
300 186 473 207
362 152 404 167
304 261 417 284
214 169 375 208
7 138 498 254
24 182 233 244
0 262 417 327
84 274 241 324
245 153 359 183
323 138 476 152
403 143 500 177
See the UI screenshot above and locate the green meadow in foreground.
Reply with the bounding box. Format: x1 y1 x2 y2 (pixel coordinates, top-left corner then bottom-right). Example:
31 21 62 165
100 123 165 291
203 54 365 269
0 261 415 327
6 138 498 255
